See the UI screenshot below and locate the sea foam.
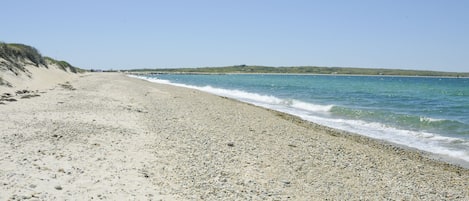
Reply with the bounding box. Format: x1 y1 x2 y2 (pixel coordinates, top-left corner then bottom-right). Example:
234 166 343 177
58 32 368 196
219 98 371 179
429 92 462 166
133 75 469 165
142 76 334 114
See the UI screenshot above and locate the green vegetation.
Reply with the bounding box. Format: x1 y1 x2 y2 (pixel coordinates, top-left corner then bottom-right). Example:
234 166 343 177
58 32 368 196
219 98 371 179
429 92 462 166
1 42 41 74
0 41 84 86
0 41 83 75
44 57 84 73
131 65 469 77
0 42 46 67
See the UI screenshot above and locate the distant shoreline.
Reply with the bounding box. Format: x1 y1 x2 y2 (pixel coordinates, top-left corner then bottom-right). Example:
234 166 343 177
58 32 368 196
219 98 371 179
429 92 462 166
126 65 469 78
127 71 469 79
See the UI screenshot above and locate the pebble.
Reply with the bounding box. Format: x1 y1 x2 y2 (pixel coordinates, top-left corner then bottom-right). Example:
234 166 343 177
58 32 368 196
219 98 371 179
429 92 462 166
282 180 291 185
1 73 468 200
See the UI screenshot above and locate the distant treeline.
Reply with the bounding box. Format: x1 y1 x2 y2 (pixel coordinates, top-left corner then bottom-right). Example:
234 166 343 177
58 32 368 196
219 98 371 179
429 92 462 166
0 42 83 74
130 65 469 77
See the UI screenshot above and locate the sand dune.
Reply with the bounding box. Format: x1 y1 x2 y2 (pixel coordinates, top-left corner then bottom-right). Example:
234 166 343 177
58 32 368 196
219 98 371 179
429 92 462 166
0 59 78 94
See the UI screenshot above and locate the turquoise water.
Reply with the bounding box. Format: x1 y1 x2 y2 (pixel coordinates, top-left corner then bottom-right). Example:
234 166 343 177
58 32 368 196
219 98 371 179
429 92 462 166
137 74 469 164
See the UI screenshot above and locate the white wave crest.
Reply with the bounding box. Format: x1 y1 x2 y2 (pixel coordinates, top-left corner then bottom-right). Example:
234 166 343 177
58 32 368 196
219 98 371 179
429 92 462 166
140 76 333 114
290 100 334 113
420 116 445 123
132 75 469 165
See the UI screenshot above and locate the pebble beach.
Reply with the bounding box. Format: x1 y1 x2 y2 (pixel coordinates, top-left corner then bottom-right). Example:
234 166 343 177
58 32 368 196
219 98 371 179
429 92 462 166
1 73 468 200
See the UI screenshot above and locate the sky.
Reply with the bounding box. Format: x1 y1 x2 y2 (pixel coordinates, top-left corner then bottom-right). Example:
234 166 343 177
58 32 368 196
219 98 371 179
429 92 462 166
1 0 468 72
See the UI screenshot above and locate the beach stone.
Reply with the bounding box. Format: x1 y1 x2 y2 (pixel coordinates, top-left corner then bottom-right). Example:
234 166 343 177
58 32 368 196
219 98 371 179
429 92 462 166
282 180 291 185
2 73 469 200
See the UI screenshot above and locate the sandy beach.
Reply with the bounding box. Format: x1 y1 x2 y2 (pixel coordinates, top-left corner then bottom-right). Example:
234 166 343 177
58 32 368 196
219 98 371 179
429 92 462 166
1 72 468 200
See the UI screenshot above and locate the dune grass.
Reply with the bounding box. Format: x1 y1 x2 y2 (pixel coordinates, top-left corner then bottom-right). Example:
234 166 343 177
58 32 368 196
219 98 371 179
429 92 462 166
0 42 46 67
44 57 85 73
0 41 84 75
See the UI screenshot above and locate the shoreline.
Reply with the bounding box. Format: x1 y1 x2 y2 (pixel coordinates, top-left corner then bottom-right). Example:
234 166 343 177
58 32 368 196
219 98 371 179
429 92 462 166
189 86 469 169
133 73 469 169
266 107 469 169
128 71 469 79
212 99 469 170
1 72 468 200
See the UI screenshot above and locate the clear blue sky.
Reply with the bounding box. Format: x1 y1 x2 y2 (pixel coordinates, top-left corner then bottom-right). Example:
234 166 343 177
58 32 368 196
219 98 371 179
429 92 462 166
1 0 468 72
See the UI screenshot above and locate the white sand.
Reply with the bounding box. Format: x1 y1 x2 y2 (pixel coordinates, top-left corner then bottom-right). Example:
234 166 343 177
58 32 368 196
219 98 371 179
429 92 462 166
0 61 77 94
0 73 468 200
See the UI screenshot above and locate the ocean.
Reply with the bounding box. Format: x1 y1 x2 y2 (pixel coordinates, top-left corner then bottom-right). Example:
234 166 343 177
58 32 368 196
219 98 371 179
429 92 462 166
135 74 469 165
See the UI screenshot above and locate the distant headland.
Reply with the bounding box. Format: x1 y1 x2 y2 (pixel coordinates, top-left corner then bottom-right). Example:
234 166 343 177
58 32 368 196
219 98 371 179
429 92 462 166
129 65 469 78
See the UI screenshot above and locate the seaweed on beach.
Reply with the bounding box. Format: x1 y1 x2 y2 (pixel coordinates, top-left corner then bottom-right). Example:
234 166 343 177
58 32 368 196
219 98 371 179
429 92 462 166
1 98 17 102
0 93 15 102
0 76 12 87
59 82 76 90
21 94 40 99
0 90 41 105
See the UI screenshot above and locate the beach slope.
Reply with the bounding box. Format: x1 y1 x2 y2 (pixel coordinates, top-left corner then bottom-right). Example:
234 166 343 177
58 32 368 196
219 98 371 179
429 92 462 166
0 73 467 200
